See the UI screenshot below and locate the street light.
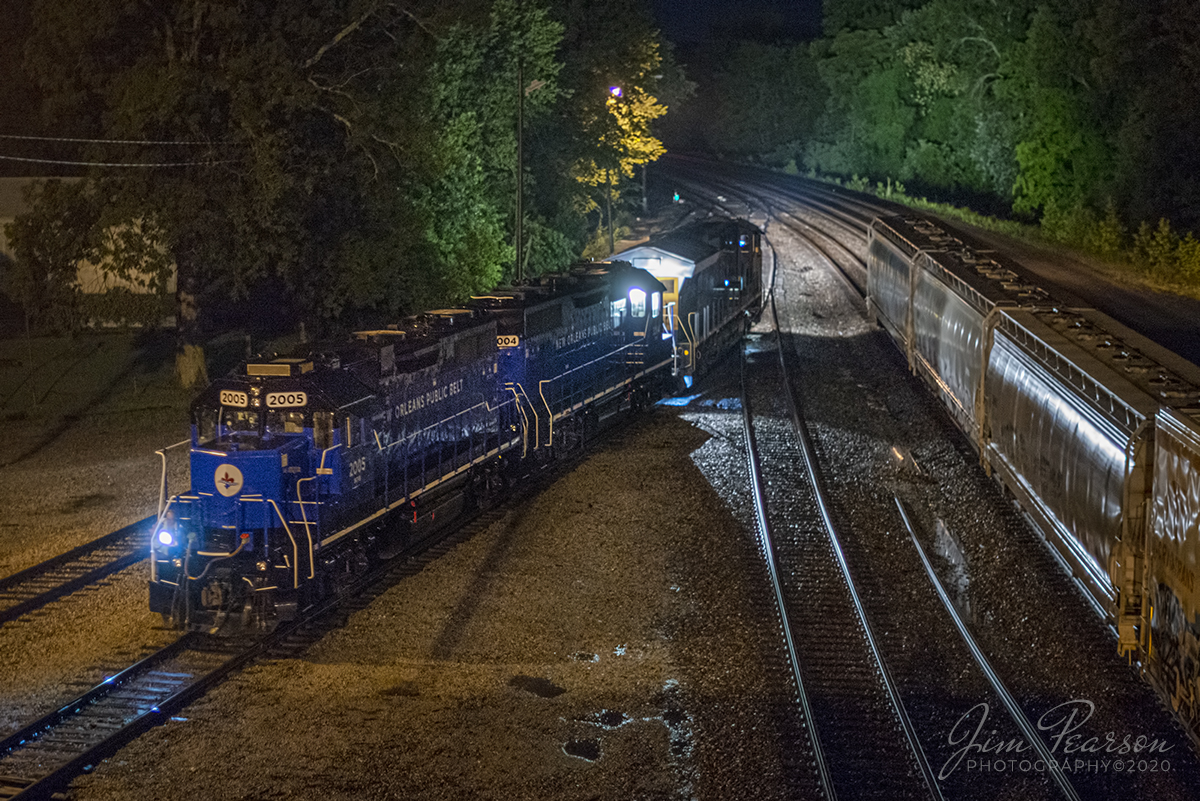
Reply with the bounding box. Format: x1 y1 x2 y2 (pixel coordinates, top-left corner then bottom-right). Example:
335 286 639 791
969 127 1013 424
605 86 623 255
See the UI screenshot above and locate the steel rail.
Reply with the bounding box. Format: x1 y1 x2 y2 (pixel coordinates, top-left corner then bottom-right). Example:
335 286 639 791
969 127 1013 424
0 515 154 625
740 330 836 801
895 497 1082 801
766 293 945 801
0 405 631 799
667 172 868 299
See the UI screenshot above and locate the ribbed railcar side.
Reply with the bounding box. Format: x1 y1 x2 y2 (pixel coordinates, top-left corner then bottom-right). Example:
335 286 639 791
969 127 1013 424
867 220 994 439
1149 408 1200 728
865 220 917 351
866 216 1163 618
981 310 1157 613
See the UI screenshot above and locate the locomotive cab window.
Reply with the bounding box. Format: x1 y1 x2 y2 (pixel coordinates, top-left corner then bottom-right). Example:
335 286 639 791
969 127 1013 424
652 292 661 318
610 298 627 328
196 407 219 445
314 411 334 450
267 410 306 436
629 288 647 318
222 409 259 436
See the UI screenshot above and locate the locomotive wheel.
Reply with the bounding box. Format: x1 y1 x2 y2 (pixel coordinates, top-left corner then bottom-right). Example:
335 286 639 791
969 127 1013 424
558 416 584 453
473 464 506 508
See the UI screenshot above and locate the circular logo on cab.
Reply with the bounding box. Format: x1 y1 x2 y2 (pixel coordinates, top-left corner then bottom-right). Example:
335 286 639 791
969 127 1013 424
214 464 245 497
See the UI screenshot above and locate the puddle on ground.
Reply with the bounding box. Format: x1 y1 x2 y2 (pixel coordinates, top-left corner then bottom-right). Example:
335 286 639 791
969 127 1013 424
934 518 971 619
598 710 627 728
658 394 703 407
379 681 419 697
563 738 601 761
62 493 116 513
509 674 566 698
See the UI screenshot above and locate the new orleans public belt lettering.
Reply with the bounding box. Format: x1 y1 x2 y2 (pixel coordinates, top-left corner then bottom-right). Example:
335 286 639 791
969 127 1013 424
394 378 466 418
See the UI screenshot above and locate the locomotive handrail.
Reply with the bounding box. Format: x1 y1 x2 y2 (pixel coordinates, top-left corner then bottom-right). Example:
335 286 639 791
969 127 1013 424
505 384 529 457
155 439 191 520
314 442 342 476
232 494 308 588
268 497 310 585
664 301 680 374
295 474 318 556
150 495 185 584
536 342 642 446
683 311 698 372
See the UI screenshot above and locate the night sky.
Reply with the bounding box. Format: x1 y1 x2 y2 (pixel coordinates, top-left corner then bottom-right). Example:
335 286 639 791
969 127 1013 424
651 0 823 43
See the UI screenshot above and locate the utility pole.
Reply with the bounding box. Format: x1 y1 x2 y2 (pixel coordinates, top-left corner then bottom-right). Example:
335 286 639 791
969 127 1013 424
516 53 524 283
607 169 615 256
641 163 648 214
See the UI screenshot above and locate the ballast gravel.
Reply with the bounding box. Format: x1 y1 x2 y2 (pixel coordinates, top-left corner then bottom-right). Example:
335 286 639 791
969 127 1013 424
67 413 794 801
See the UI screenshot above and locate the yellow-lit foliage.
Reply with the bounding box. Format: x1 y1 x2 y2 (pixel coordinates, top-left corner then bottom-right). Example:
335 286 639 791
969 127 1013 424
571 38 668 209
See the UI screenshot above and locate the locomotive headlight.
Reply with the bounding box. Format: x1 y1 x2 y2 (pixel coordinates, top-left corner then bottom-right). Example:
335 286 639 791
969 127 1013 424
157 530 176 548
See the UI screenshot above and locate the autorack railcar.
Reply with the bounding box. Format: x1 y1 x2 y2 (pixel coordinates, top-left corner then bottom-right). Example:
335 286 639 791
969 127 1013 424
867 213 1200 735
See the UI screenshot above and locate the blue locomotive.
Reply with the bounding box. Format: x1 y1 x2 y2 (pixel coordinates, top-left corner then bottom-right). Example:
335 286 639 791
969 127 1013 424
613 217 763 386
149 247 742 629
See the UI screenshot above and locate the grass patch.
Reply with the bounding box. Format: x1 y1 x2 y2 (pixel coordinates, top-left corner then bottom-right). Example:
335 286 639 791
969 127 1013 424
0 331 191 424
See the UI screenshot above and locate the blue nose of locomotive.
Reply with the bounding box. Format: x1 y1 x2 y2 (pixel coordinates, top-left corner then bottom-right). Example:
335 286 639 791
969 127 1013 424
190 449 285 521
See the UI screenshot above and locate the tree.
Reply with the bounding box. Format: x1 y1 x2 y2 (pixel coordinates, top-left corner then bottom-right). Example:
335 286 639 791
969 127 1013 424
556 0 671 252
1000 4 1111 219
18 0 557 384
695 42 825 165
806 28 914 179
431 0 563 280
2 179 98 332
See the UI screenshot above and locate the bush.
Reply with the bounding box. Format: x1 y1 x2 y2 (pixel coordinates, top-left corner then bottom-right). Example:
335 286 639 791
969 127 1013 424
1042 203 1096 245
1134 219 1179 277
847 174 871 192
1087 201 1126 259
1178 234 1200 282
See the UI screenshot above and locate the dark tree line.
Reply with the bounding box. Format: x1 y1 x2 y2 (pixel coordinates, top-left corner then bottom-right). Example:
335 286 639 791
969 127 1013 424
671 0 1200 240
0 0 683 384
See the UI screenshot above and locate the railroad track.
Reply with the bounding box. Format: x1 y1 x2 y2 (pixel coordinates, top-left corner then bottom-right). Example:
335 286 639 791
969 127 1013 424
739 296 940 800
0 516 154 626
0 497 513 801
0 422 611 799
662 166 870 297
727 186 1088 798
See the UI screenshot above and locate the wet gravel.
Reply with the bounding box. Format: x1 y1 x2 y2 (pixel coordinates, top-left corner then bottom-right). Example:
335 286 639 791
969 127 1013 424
59 414 796 800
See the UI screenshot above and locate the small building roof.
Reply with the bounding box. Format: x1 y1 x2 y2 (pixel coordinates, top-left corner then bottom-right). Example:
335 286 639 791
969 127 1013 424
613 220 729 285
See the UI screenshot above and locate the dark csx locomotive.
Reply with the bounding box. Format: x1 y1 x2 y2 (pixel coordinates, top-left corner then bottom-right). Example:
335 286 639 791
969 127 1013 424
150 219 762 629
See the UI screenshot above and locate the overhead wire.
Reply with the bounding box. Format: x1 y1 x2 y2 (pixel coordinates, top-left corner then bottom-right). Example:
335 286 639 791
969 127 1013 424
0 133 237 146
0 154 239 168
0 132 242 168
